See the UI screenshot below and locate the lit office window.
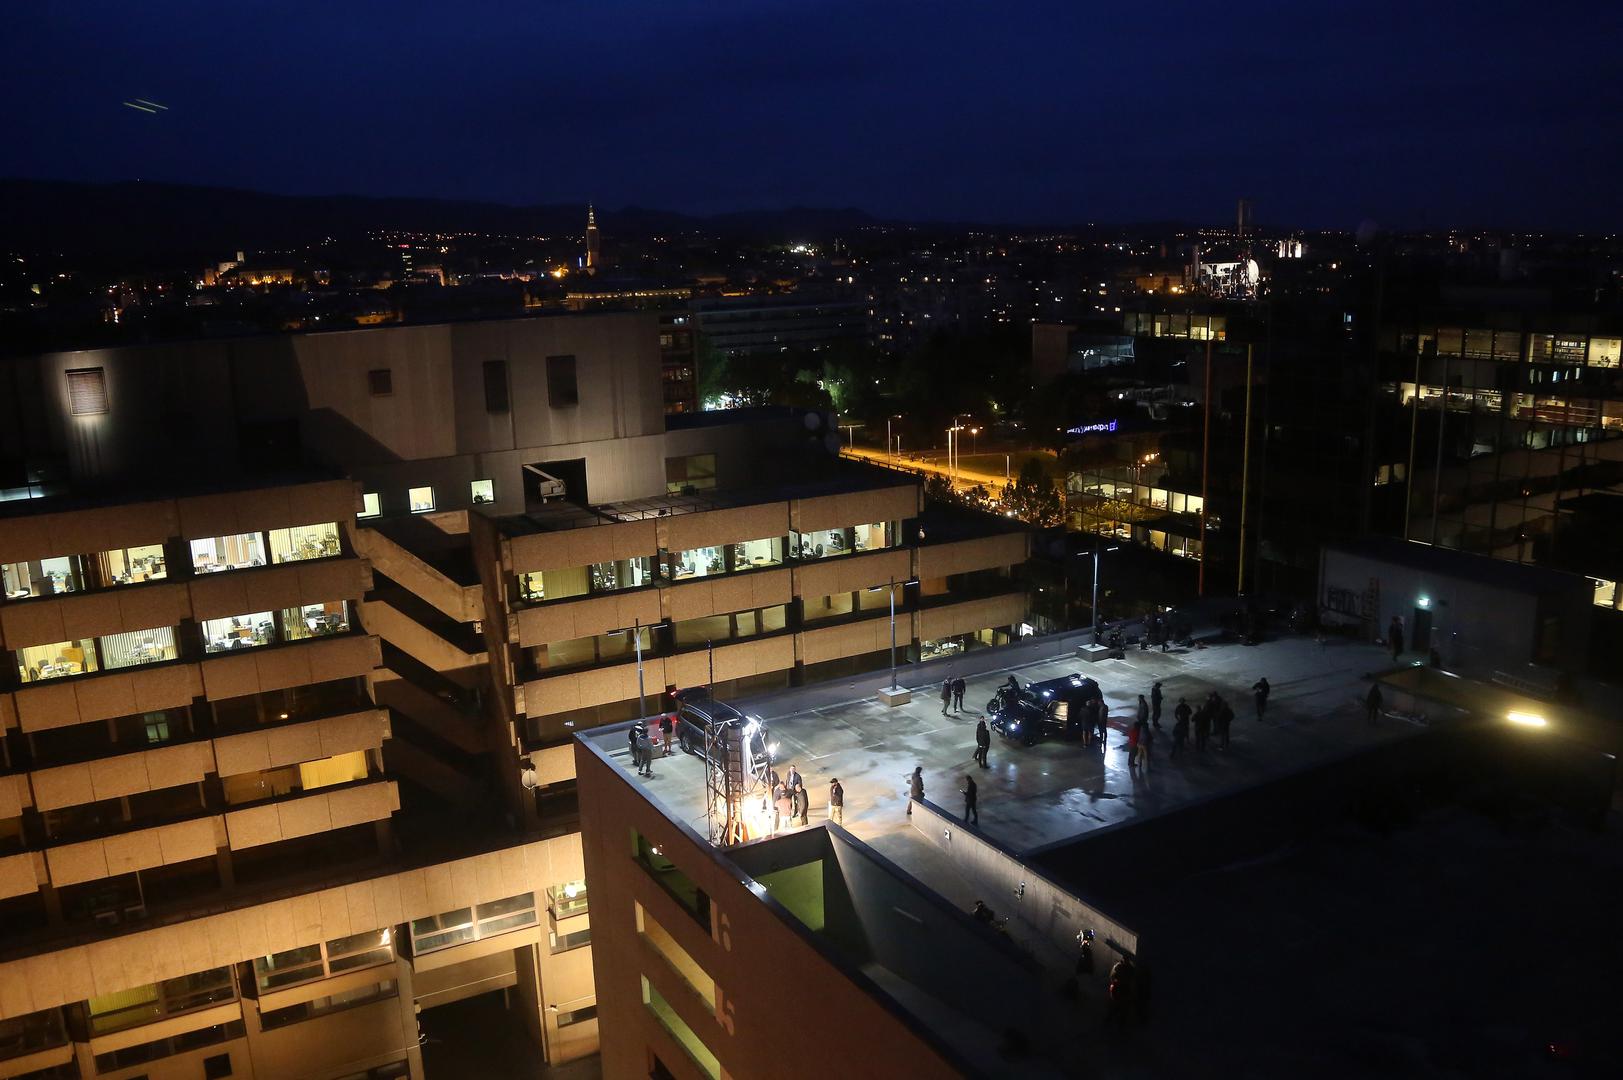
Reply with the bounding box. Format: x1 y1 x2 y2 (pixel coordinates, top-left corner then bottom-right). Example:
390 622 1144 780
65 368 109 416
202 612 274 653
95 544 167 585
16 639 98 681
665 453 716 493
731 536 784 569
409 487 435 513
1 555 85 599
281 601 351 641
191 533 266 573
268 522 341 564
359 492 381 518
670 546 723 580
471 479 495 504
100 627 178 670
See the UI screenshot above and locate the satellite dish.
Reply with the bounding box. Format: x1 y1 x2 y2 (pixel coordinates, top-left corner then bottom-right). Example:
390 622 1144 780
824 432 841 454
1245 259 1260 286
803 412 824 431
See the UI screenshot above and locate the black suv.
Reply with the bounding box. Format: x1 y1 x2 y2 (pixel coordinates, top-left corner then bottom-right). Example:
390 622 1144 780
988 674 1102 745
670 688 774 777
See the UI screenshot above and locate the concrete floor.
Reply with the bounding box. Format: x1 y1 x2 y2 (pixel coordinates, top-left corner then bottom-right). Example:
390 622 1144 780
611 633 1418 861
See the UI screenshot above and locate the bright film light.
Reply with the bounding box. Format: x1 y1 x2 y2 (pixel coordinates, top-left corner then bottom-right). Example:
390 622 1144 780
1507 711 1547 728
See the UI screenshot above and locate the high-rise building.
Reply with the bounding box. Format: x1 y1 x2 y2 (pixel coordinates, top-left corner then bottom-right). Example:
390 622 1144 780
0 310 1031 1079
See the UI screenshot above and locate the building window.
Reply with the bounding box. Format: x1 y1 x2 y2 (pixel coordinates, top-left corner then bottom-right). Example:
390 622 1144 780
93 543 167 586
665 454 716 494
202 612 274 653
556 1003 597 1027
15 639 98 681
409 892 538 956
99 627 178 670
483 360 509 412
368 369 393 396
191 533 266 573
204 1051 235 1079
547 354 579 407
65 368 109 416
221 749 369 805
471 479 495 504
641 976 720 1080
250 929 395 996
668 546 724 580
281 600 351 641
259 979 398 1031
268 522 341 564
636 902 715 1006
86 966 237 1038
409 486 435 513
631 829 710 930
359 492 381 519
2 555 85 599
731 536 784 569
93 1020 245 1075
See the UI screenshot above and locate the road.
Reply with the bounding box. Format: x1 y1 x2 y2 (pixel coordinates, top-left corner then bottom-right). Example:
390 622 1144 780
841 444 1022 496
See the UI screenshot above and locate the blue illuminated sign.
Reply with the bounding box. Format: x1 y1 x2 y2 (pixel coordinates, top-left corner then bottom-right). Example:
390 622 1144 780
1066 419 1119 436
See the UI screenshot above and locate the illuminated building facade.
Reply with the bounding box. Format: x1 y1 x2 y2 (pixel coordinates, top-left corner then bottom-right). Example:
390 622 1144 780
0 311 1030 1078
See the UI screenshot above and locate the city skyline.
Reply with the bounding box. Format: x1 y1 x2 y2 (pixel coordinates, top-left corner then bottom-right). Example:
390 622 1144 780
4 1 1621 231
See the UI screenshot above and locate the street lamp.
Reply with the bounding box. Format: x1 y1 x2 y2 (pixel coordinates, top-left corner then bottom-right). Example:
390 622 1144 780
608 619 668 720
970 426 980 457
886 414 902 462
873 576 920 706
1092 545 1120 641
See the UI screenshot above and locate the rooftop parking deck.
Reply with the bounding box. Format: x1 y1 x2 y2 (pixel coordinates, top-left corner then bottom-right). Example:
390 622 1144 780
587 631 1422 859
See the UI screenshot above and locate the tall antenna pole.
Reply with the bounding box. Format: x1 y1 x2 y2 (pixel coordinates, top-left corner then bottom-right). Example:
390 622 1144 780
1199 338 1212 596
1237 344 1254 596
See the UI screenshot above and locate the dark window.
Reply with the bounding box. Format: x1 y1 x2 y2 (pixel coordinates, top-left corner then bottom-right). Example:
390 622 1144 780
204 1052 234 1078
66 368 109 415
483 360 509 413
368 369 393 397
546 355 578 407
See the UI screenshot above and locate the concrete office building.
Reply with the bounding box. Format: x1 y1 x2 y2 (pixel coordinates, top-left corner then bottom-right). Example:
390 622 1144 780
574 729 1106 1079
0 310 1030 1079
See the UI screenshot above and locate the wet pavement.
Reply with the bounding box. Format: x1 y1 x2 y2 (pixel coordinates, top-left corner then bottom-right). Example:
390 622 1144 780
598 631 1419 858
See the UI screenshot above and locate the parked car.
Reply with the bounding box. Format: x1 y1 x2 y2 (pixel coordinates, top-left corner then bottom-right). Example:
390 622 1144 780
988 673 1102 746
670 687 775 778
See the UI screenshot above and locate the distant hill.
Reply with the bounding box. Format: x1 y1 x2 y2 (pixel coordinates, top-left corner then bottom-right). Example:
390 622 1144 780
0 178 880 262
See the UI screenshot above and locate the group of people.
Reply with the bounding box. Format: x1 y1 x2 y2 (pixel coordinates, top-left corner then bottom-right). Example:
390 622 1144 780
626 718 656 777
1124 685 1245 766
767 763 811 831
762 764 846 833
627 714 678 778
940 675 968 713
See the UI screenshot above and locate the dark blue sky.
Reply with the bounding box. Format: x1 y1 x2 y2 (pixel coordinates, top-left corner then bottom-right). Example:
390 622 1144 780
4 1 1619 230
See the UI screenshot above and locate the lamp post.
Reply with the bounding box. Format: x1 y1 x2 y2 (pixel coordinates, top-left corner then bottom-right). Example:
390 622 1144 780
874 576 920 706
970 426 980 457
886 415 902 463
1092 545 1120 641
610 619 668 720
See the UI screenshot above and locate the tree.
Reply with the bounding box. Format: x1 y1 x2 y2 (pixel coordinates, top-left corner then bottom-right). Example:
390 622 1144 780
1001 459 1063 526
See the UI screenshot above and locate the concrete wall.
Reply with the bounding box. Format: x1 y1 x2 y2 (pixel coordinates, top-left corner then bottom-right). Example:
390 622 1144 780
574 738 964 1080
1319 547 1589 676
908 798 1139 979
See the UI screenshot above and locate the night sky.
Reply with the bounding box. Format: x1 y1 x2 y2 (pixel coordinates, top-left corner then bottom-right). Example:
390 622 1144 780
4 1 1620 230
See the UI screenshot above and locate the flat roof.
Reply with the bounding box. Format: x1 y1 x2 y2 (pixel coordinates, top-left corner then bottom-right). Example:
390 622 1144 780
1326 536 1590 597
0 468 346 522
490 458 915 537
